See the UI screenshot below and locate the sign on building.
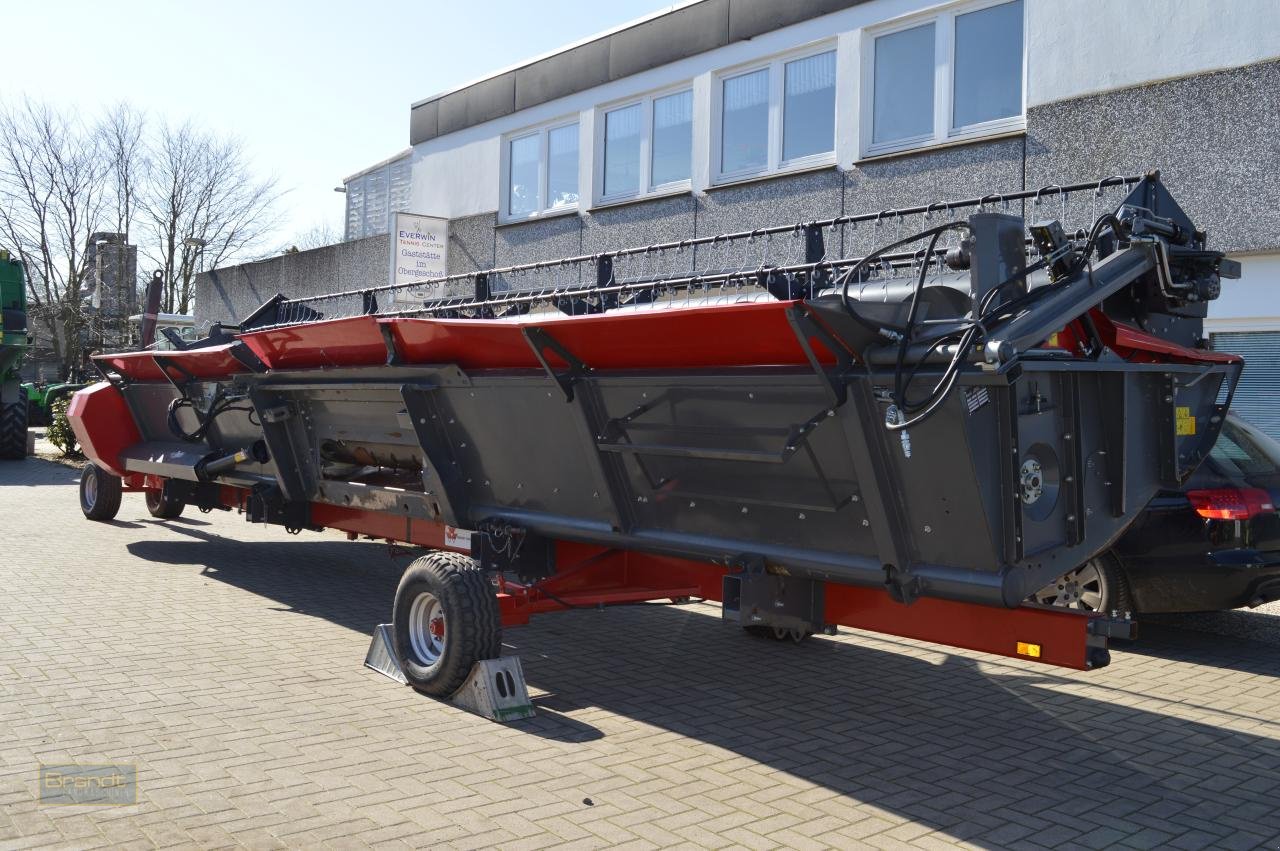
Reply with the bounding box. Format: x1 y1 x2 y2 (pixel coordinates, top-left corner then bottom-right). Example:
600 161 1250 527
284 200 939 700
389 212 449 304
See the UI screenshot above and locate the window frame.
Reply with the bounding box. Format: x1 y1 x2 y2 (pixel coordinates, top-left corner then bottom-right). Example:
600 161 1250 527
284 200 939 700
592 83 694 207
859 0 1026 160
499 116 582 224
710 40 839 186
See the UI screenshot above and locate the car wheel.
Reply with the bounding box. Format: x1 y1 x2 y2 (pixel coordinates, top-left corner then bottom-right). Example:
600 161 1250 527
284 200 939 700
1032 554 1133 614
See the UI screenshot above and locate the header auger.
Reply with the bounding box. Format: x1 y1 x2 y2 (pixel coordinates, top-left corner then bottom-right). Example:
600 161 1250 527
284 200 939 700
68 172 1240 694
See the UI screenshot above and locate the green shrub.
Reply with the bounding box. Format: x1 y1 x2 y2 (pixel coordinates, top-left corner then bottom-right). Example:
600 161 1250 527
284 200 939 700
47 396 80 456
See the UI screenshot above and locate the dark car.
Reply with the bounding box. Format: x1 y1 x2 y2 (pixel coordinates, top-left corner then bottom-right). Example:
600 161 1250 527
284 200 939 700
1033 413 1280 614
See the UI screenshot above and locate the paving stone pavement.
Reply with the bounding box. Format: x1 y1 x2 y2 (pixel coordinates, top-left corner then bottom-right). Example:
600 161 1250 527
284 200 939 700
2 456 1280 850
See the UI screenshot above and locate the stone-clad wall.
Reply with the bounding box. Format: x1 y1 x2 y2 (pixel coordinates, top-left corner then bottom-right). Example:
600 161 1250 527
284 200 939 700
194 234 389 327
196 60 1279 328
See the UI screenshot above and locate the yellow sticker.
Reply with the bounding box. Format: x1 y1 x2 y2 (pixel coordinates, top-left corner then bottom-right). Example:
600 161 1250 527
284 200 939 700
1175 405 1196 436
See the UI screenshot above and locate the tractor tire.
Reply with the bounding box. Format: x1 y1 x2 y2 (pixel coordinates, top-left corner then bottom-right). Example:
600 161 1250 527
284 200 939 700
145 487 185 519
392 551 502 697
0 399 27 460
80 463 123 521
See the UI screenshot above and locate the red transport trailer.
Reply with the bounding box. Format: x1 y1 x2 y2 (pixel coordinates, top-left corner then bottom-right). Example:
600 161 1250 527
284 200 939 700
68 174 1240 696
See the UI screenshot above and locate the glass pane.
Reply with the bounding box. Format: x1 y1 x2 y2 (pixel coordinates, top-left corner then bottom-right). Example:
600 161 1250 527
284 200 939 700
344 177 364 240
547 124 579 209
954 0 1023 128
388 157 412 215
651 90 692 186
872 23 935 145
604 104 642 197
508 135 539 217
721 68 769 174
783 51 835 161
363 166 388 236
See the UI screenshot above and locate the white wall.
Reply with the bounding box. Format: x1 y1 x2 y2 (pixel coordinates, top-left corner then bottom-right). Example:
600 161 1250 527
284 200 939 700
409 0 1280 221
1207 253 1280 333
409 0 939 221
1026 0 1280 106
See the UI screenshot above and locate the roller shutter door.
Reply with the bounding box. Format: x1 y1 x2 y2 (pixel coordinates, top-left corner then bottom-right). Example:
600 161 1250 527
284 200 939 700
1211 331 1280 439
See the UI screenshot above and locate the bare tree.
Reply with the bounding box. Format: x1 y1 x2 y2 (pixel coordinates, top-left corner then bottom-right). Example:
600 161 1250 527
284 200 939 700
1 100 283 370
140 122 282 314
282 220 342 254
98 101 147 344
0 99 106 377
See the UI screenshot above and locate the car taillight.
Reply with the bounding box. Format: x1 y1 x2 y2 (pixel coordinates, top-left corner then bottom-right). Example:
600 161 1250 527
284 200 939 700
1186 487 1276 520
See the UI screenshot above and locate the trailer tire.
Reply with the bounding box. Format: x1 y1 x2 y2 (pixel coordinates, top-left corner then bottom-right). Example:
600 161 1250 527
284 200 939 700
0 398 27 460
80 463 122 521
145 487 185 519
743 625 811 643
392 551 502 697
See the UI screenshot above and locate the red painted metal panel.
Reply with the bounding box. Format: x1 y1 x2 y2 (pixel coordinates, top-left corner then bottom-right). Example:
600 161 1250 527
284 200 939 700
67 383 142 477
823 583 1101 670
92 344 249 382
309 503 453 551
1092 310 1241 365
380 301 834 371
237 316 387 370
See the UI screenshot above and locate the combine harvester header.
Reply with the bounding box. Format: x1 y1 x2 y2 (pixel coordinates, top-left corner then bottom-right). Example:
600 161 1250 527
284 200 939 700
69 172 1240 696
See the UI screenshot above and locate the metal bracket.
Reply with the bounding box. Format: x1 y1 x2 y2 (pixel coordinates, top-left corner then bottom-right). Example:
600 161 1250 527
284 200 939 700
522 326 590 403
786 303 852 407
228 341 268 373
152 354 198 393
379 323 402 366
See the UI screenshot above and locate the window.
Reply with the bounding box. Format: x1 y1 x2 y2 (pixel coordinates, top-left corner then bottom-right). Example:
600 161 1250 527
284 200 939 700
343 154 412 241
864 0 1024 157
502 120 580 221
714 46 836 182
597 88 692 203
651 90 693 187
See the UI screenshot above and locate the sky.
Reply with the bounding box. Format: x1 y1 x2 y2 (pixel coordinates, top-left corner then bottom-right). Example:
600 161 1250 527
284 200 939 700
4 0 675 250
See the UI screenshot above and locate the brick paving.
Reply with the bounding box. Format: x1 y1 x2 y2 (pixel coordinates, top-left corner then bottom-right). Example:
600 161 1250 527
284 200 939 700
2 456 1280 849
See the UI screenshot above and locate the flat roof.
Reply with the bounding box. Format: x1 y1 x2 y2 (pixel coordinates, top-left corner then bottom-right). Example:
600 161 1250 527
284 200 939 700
409 0 868 145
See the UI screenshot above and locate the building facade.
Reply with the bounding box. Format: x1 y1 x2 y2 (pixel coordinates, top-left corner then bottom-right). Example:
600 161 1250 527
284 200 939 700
197 0 1280 433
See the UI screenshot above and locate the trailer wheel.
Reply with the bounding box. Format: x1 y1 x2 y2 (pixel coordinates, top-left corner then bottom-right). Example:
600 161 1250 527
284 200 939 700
80 464 122 521
392 551 502 697
743 625 811 643
0 398 27 460
145 487 185 519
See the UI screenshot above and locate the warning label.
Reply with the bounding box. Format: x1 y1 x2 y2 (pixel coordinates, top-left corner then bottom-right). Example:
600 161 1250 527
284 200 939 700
1175 405 1196 436
444 526 473 550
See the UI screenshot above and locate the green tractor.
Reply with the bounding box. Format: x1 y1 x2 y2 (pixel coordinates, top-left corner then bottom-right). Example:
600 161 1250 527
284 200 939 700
0 248 29 459
22 380 88 427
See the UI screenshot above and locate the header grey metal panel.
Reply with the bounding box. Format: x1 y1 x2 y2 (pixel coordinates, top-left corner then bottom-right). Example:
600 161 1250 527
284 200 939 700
607 0 729 81
467 73 518 126
409 0 869 145
515 39 612 112
409 99 439 143
728 0 865 41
